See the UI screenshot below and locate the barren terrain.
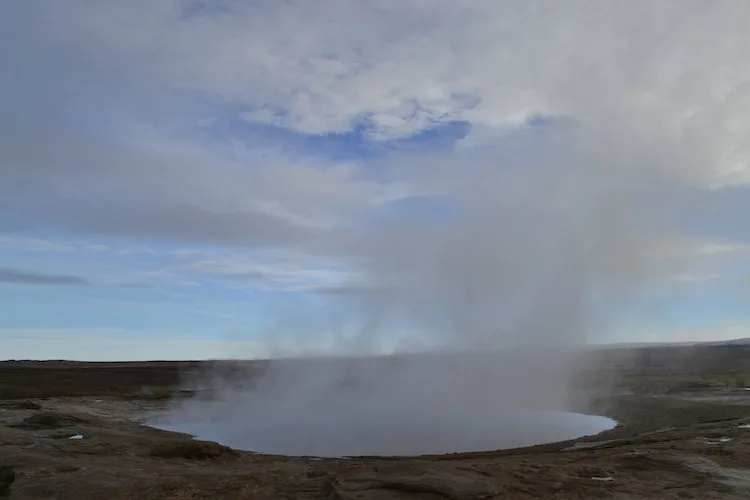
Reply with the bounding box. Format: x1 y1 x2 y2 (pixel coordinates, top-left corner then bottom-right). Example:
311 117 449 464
2 345 750 499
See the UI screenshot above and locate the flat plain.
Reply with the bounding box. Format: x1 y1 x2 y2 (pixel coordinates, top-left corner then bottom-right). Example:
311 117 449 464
2 345 750 499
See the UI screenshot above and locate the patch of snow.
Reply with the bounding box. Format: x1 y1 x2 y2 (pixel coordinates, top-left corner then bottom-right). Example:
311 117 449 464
591 476 615 481
704 437 732 444
738 424 750 429
68 434 84 440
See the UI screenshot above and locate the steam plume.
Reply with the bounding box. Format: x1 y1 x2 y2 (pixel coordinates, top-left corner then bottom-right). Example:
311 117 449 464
156 2 748 456
157 122 689 456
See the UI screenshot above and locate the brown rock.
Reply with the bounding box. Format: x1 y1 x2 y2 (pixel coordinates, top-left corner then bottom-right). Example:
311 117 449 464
324 467 501 500
10 411 89 430
0 465 15 498
149 439 239 460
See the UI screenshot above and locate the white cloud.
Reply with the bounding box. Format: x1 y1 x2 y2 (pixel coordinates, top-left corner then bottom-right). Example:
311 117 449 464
0 235 158 256
652 237 750 262
9 1 748 184
4 1 750 241
0 236 77 253
186 253 360 292
608 321 750 345
3 1 750 349
0 328 275 361
0 125 394 247
668 273 721 284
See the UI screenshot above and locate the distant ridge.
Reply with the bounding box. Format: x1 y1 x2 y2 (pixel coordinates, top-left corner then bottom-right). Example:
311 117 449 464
3 338 750 364
702 337 750 346
597 337 750 349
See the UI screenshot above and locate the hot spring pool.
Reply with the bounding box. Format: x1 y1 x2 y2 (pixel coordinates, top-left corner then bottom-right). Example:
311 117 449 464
152 410 616 457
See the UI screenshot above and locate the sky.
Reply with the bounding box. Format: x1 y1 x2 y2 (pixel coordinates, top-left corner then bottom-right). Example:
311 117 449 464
2 1 750 360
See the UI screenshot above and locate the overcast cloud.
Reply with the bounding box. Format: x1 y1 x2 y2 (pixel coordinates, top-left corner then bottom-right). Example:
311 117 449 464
0 268 89 286
2 1 750 358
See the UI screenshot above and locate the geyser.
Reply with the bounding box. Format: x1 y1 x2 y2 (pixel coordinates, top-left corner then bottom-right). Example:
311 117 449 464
154 354 615 457
156 408 614 457
156 410 614 457
154 129 675 458
155 36 692 457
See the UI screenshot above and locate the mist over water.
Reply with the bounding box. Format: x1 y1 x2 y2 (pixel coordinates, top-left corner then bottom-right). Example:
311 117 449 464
158 355 616 457
157 132 679 456
2 0 747 449
150 5 747 456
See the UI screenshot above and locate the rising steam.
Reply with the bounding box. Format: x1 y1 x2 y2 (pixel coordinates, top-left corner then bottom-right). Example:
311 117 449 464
155 125 686 455
156 3 746 456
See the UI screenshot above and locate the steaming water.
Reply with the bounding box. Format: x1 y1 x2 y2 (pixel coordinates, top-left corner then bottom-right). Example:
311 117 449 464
153 354 615 457
153 409 615 457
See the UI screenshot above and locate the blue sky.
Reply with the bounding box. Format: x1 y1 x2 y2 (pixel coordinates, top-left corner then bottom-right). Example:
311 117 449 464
2 1 750 360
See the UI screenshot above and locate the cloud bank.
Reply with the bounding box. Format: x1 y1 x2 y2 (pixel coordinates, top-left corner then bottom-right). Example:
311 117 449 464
0 268 89 286
2 0 749 352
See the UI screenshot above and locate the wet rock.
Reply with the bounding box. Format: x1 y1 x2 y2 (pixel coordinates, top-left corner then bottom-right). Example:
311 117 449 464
324 467 501 500
305 467 330 479
0 465 15 498
5 400 42 410
9 411 90 430
56 465 82 473
665 380 724 394
149 439 239 460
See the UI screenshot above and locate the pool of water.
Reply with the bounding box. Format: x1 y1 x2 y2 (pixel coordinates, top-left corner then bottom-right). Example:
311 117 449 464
152 409 615 457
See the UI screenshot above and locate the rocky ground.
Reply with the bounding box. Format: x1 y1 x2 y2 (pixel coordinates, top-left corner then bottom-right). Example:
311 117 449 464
2 346 750 499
